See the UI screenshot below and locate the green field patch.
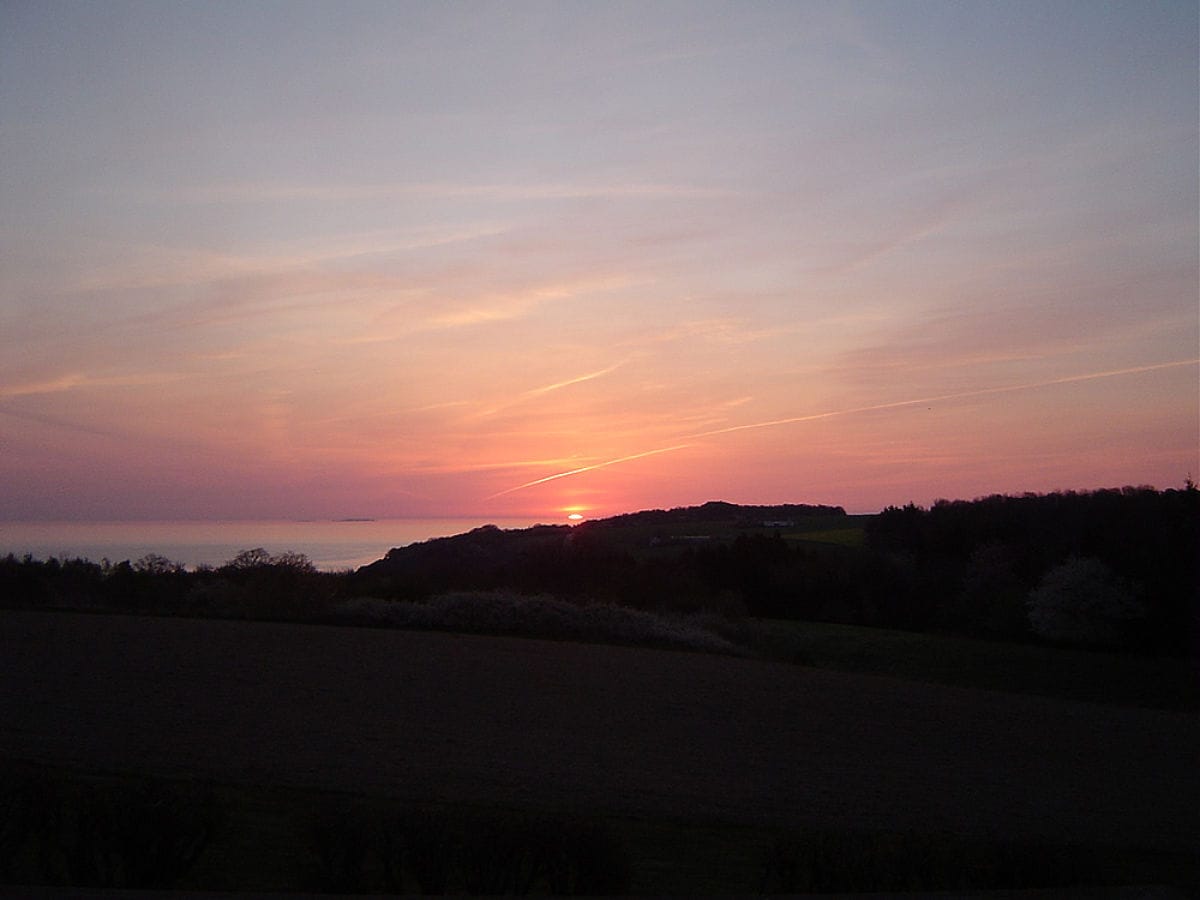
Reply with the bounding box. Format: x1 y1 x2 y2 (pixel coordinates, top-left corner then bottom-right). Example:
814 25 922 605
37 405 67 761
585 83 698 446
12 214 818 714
600 513 871 559
723 618 1198 711
787 526 865 547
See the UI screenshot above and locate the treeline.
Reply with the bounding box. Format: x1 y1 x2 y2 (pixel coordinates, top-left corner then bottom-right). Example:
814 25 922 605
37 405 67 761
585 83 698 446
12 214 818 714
3 488 1196 656
0 549 342 621
679 487 1197 653
354 487 1198 655
866 487 1198 653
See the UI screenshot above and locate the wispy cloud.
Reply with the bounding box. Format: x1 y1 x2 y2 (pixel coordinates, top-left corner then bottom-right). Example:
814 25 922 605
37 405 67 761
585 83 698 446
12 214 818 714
0 405 143 442
0 372 183 400
620 318 761 348
0 375 91 399
349 274 638 343
822 194 975 276
469 360 629 419
115 180 738 206
26 224 516 309
831 291 1197 393
687 360 1200 440
404 400 473 414
428 275 636 329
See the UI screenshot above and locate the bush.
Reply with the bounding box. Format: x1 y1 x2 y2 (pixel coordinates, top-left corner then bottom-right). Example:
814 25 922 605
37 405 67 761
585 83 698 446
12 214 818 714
309 800 629 895
758 829 1091 892
391 807 455 894
308 800 372 893
1027 557 1145 647
0 769 63 884
61 779 220 888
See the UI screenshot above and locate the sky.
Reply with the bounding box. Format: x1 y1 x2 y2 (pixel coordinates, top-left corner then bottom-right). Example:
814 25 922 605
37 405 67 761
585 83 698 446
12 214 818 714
1 0 1197 521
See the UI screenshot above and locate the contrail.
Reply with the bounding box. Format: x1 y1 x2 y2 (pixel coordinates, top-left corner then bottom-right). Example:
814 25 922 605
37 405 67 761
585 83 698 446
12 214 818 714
485 358 1198 499
485 444 693 499
472 360 628 419
688 359 1200 440
524 360 626 397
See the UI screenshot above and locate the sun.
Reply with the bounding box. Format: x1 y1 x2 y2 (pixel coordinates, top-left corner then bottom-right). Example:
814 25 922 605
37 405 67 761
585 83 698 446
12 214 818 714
563 505 588 522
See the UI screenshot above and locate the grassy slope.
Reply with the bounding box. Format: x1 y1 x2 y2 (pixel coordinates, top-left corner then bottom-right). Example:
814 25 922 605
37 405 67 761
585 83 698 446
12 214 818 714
577 506 1194 711
727 618 1198 712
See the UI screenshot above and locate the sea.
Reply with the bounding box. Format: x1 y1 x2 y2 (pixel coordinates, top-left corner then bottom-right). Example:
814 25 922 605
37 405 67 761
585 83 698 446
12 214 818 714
0 518 547 572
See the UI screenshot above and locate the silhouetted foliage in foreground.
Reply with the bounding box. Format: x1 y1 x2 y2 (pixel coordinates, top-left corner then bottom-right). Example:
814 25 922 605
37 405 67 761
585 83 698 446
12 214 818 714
5 764 1190 893
0 766 629 894
866 486 1198 652
0 549 342 621
306 796 631 895
0 769 219 889
754 827 1186 893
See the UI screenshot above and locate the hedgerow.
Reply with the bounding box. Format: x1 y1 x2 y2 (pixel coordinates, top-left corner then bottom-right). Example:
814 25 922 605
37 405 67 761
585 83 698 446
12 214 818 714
328 590 745 655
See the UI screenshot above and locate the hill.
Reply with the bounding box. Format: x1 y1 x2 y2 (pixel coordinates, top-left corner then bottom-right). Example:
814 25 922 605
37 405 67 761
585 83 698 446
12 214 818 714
354 489 1197 656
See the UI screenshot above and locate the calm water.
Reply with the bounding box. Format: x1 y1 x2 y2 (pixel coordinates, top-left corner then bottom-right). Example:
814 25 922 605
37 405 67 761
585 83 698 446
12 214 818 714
0 518 547 572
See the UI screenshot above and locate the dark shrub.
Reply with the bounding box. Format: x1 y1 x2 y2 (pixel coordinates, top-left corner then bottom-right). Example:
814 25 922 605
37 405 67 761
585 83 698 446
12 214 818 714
0 768 63 884
369 804 629 895
540 815 630 895
398 807 455 894
58 778 219 888
758 829 1101 893
308 799 372 893
460 811 544 895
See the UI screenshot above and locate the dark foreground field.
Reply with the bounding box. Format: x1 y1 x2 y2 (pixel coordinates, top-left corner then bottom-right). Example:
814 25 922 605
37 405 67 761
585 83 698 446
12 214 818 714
2 609 1197 893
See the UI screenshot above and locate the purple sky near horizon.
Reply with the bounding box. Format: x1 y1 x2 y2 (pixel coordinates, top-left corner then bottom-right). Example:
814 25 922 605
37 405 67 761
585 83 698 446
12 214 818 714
1 1 1197 522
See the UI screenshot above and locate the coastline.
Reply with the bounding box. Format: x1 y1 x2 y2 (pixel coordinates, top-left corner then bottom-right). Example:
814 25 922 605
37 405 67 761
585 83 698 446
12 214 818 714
0 517 545 572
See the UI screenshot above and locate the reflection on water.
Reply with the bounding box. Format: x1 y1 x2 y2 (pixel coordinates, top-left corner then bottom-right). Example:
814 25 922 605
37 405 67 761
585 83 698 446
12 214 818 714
0 518 544 572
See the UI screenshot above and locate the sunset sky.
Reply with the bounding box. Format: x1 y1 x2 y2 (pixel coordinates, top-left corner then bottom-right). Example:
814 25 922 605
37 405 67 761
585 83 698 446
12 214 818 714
1 1 1197 521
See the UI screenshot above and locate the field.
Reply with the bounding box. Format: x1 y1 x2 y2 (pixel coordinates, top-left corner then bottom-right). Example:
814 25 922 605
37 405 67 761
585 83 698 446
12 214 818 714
598 512 874 559
724 618 1199 711
1 608 1197 893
